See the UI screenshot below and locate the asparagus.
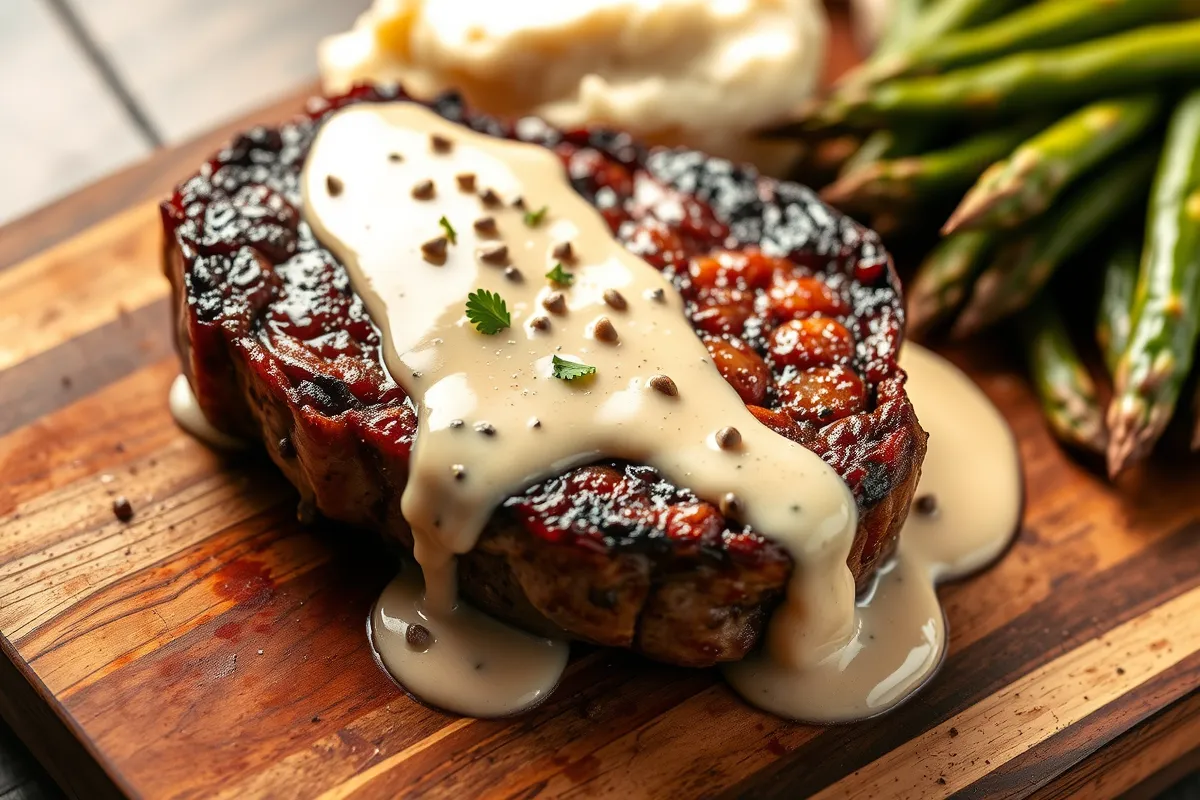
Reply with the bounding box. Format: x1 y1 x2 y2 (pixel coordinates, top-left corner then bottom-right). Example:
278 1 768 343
807 20 1200 129
945 94 1163 233
870 0 1026 60
952 148 1157 339
1020 297 1108 454
1096 240 1141 376
838 127 933 177
868 0 1192 84
906 230 994 340
832 0 933 177
837 0 1027 91
821 119 1046 214
900 0 1015 43
1107 90 1200 476
874 0 927 59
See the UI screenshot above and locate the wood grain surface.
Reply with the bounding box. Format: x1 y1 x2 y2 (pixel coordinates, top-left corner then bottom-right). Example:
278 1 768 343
2 21 1198 800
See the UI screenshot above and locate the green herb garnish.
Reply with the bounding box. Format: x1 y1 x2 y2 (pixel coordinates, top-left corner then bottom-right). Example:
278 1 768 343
465 289 510 335
438 215 457 244
551 355 596 380
523 205 549 227
545 263 574 286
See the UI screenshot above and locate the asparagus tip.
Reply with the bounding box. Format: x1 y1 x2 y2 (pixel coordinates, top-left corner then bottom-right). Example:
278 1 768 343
942 195 987 236
820 166 881 209
1069 421 1110 457
837 55 904 91
1105 403 1152 478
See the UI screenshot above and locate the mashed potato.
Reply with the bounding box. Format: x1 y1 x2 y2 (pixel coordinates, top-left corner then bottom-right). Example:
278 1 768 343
319 0 828 172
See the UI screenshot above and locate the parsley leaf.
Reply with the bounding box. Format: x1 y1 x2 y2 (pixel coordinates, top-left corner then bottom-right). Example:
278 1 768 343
545 263 574 286
551 355 596 380
438 215 457 245
523 205 549 227
465 289 511 335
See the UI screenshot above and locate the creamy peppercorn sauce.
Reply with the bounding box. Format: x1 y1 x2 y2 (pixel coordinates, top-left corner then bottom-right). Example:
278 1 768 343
291 101 1021 720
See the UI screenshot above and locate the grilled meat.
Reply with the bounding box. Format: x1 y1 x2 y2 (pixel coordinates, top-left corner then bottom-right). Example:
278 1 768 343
162 85 926 667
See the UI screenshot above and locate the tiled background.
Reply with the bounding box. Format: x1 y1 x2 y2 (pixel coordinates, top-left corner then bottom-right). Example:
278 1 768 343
0 0 368 225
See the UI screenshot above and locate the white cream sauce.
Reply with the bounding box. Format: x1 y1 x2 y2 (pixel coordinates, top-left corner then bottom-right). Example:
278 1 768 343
371 562 569 716
293 101 1021 721
724 344 1021 720
168 374 245 450
303 102 856 716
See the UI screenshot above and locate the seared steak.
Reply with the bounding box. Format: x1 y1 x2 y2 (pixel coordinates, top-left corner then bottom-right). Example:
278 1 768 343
161 85 926 667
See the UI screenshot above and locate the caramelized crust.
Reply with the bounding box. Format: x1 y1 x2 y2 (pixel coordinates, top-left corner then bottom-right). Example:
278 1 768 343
162 86 927 667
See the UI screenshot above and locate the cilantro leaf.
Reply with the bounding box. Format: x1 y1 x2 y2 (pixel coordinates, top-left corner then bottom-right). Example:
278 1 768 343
523 205 549 227
551 355 596 380
438 215 457 244
545 263 574 286
465 289 510 334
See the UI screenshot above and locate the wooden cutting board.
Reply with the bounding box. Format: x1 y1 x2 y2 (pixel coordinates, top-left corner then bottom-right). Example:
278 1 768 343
3 24 1200 800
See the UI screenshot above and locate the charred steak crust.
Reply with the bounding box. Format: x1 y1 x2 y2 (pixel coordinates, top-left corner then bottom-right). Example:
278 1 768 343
162 85 927 668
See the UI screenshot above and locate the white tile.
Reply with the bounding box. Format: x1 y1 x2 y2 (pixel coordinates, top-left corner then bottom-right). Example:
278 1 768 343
72 0 370 143
0 0 148 225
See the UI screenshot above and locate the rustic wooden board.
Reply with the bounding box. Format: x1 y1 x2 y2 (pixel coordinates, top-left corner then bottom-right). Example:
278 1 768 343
2 22 1199 800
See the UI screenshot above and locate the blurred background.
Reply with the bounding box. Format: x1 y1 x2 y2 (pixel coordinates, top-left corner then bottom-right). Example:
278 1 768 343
0 0 369 225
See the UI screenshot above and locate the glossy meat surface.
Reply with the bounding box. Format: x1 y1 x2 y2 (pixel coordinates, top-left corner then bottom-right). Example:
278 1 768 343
162 86 926 666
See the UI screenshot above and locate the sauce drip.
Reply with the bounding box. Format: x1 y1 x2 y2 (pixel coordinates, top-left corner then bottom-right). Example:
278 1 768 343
302 103 857 715
372 563 569 717
168 374 245 450
724 344 1021 720
292 101 1021 720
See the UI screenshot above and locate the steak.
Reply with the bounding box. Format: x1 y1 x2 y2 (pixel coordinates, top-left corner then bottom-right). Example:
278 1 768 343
161 85 927 667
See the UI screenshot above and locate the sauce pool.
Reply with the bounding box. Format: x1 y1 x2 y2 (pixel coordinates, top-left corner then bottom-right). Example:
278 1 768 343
295 102 1020 720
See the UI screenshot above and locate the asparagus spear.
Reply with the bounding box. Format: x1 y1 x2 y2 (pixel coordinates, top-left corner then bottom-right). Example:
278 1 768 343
1107 90 1200 476
838 127 933 178
1096 239 1141 376
837 0 1028 91
906 230 994 340
874 0 927 59
831 0 933 176
945 94 1163 233
821 119 1046 214
808 20 1200 129
1020 297 1108 454
952 147 1157 339
868 0 1193 84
